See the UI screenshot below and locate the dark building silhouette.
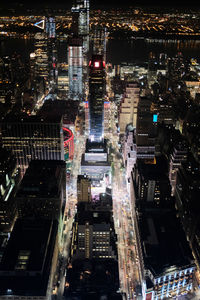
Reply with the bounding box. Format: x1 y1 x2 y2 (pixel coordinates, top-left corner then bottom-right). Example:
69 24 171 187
175 155 200 271
0 218 59 299
130 158 195 299
0 147 20 233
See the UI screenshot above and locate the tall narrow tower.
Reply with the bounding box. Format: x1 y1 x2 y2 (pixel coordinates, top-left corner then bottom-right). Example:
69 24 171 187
81 55 110 193
88 55 106 142
68 36 83 101
45 16 58 92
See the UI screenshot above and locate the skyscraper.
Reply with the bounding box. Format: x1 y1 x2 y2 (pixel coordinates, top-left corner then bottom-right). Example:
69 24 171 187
0 218 59 299
0 147 19 233
136 96 157 160
119 82 140 133
81 56 110 195
68 36 83 101
88 55 106 142
71 0 89 36
45 16 58 92
77 175 91 203
1 114 64 173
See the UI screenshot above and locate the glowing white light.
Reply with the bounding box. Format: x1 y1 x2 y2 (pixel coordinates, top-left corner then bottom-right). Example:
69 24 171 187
94 61 100 68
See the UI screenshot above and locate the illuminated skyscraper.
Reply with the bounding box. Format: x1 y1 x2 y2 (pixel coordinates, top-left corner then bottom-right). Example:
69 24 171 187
1 114 64 173
45 17 56 39
33 17 58 94
71 0 89 36
34 32 49 80
68 36 83 101
71 0 90 100
45 16 58 92
93 27 107 61
88 55 106 142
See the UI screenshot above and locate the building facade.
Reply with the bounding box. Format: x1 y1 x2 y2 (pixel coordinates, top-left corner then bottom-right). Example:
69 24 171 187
68 37 83 101
0 148 20 233
119 82 140 133
88 55 106 142
0 115 64 172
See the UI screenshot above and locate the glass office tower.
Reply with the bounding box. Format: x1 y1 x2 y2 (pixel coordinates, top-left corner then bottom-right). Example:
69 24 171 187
88 55 106 142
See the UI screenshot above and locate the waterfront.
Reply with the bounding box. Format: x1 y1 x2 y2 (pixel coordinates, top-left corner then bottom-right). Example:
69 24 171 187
1 37 200 65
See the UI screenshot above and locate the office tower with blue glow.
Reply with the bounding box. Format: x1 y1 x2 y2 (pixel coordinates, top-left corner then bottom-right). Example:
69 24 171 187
88 54 106 142
68 36 83 101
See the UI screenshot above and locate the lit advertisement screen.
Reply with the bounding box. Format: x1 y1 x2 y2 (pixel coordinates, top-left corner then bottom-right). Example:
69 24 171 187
153 114 158 122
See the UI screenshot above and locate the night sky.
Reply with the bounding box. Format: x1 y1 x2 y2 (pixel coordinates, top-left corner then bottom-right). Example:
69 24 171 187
2 0 200 9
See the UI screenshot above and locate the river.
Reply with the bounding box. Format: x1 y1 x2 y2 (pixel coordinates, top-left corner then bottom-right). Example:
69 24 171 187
1 37 200 65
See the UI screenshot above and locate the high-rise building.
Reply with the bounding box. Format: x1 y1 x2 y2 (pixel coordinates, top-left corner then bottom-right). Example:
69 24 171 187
46 17 58 92
63 258 121 299
34 32 49 80
88 55 106 142
119 82 140 133
32 17 58 96
81 56 110 195
133 157 171 205
68 36 83 101
148 52 158 85
77 174 91 203
81 139 110 184
0 218 59 300
175 156 200 271
0 114 64 172
71 0 89 36
169 139 188 195
0 57 13 105
15 160 66 222
136 96 157 160
135 204 195 300
57 69 69 97
0 148 20 233
130 158 195 300
71 203 117 260
92 27 107 60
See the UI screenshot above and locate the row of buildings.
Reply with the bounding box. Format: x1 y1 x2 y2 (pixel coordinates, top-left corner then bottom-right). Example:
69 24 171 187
118 52 200 299
0 156 67 299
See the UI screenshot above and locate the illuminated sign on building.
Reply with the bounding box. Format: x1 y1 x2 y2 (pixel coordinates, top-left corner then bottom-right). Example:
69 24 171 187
34 20 45 30
153 114 158 123
63 127 74 160
94 61 100 68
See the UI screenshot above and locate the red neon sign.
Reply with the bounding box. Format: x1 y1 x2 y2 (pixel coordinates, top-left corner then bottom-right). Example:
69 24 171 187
63 127 74 146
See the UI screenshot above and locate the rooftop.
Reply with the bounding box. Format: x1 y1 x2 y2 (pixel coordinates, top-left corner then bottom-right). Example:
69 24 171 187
16 160 66 198
0 218 58 296
64 258 121 299
139 208 194 277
